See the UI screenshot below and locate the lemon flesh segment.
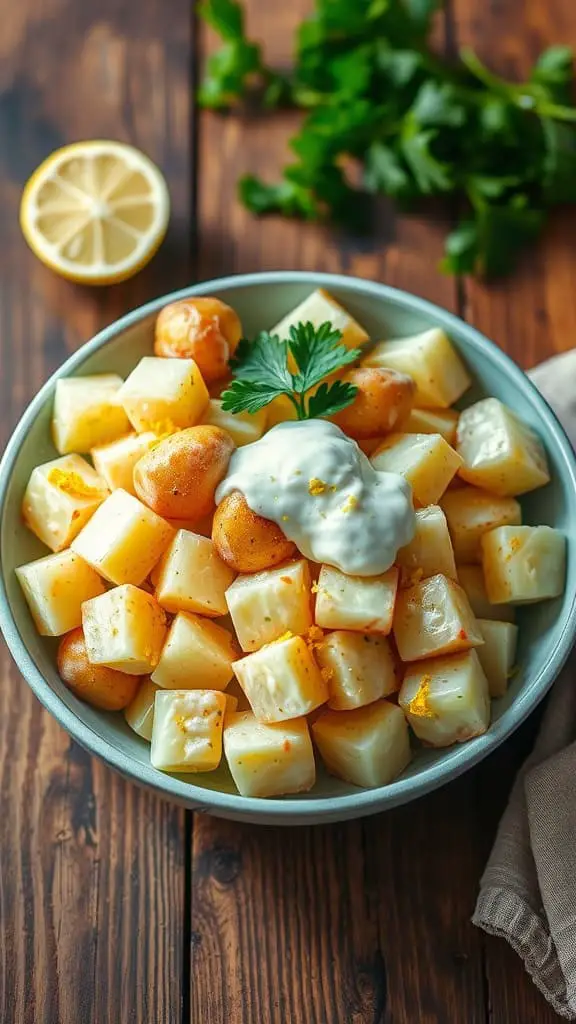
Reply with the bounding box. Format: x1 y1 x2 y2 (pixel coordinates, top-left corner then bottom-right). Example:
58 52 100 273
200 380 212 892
20 141 170 285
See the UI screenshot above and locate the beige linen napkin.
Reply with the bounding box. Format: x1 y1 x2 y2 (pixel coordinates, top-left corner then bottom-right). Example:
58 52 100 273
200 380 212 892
473 349 576 1020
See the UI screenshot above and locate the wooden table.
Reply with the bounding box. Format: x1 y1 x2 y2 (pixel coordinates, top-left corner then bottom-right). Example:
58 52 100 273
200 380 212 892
1 1 575 1021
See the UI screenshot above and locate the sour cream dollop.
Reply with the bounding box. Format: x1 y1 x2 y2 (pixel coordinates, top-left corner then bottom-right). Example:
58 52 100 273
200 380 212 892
215 420 415 576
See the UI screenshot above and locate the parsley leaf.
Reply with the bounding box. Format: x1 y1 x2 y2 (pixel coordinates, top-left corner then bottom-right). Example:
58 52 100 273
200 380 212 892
288 321 359 392
221 322 360 419
307 380 360 419
198 0 576 279
229 331 293 386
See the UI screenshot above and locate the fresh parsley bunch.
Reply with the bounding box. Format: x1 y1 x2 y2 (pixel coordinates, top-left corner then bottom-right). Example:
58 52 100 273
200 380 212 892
198 0 576 278
221 321 360 419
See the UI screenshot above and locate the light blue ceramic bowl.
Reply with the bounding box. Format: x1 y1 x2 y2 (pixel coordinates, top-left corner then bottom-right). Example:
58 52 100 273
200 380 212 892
2 271 576 825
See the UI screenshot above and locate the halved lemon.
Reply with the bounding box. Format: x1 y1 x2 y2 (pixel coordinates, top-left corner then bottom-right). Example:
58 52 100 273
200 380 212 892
20 140 170 285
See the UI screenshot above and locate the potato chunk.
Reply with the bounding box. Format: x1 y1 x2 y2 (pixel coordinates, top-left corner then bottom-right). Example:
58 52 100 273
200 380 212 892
271 288 369 351
117 356 209 433
203 400 266 446
16 549 106 636
151 689 226 772
233 634 328 723
441 486 521 563
133 425 234 522
22 454 109 552
52 373 130 454
212 491 296 573
396 505 457 583
312 701 411 788
362 328 471 408
82 584 167 674
476 620 519 698
225 559 313 652
399 650 490 747
124 678 160 740
224 712 315 797
58 628 140 711
457 565 515 623
393 573 483 662
401 407 459 444
371 433 462 505
481 525 566 604
456 398 550 496
330 368 415 440
91 431 157 494
71 488 173 585
151 612 236 690
315 565 398 634
315 631 398 710
155 530 235 616
154 297 242 383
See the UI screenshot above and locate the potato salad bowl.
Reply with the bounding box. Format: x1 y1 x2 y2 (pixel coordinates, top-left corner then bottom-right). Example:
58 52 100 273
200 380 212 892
1 271 575 825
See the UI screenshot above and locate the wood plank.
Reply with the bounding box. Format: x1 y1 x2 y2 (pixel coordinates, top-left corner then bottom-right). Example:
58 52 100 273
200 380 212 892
451 0 576 1019
0 3 192 1021
191 4 486 1022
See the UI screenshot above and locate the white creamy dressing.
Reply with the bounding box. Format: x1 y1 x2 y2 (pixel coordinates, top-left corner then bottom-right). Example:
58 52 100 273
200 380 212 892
215 420 415 576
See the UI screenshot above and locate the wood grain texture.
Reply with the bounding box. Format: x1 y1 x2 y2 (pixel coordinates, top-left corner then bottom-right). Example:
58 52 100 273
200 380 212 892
0 2 192 1021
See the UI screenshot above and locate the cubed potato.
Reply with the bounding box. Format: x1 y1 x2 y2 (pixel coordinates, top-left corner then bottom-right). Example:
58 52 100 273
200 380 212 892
315 631 398 710
233 634 328 723
15 549 106 636
82 584 167 674
362 328 471 408
224 712 315 797
393 573 483 662
476 620 519 698
117 356 209 433
457 565 515 623
151 689 226 772
202 399 266 446
371 433 462 506
481 525 566 604
399 650 490 747
271 288 370 351
52 374 130 454
441 486 521 563
456 398 550 496
124 678 160 741
225 559 312 652
155 530 235 616
91 431 157 494
312 700 411 788
151 612 236 690
401 407 459 444
71 489 173 585
396 505 457 583
22 454 109 552
315 565 398 634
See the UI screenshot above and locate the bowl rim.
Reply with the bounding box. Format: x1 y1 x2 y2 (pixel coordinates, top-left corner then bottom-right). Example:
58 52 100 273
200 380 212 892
2 269 576 823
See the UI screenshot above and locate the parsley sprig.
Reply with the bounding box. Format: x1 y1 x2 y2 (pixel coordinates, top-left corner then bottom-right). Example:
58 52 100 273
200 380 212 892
221 321 360 419
199 0 576 279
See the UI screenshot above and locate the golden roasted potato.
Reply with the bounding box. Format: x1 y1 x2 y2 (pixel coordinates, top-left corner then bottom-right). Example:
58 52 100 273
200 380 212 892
154 297 242 383
212 491 296 572
57 628 140 710
133 425 234 521
330 368 415 440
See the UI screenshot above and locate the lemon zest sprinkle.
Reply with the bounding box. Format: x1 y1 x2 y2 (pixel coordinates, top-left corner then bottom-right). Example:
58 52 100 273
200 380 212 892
407 675 437 719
